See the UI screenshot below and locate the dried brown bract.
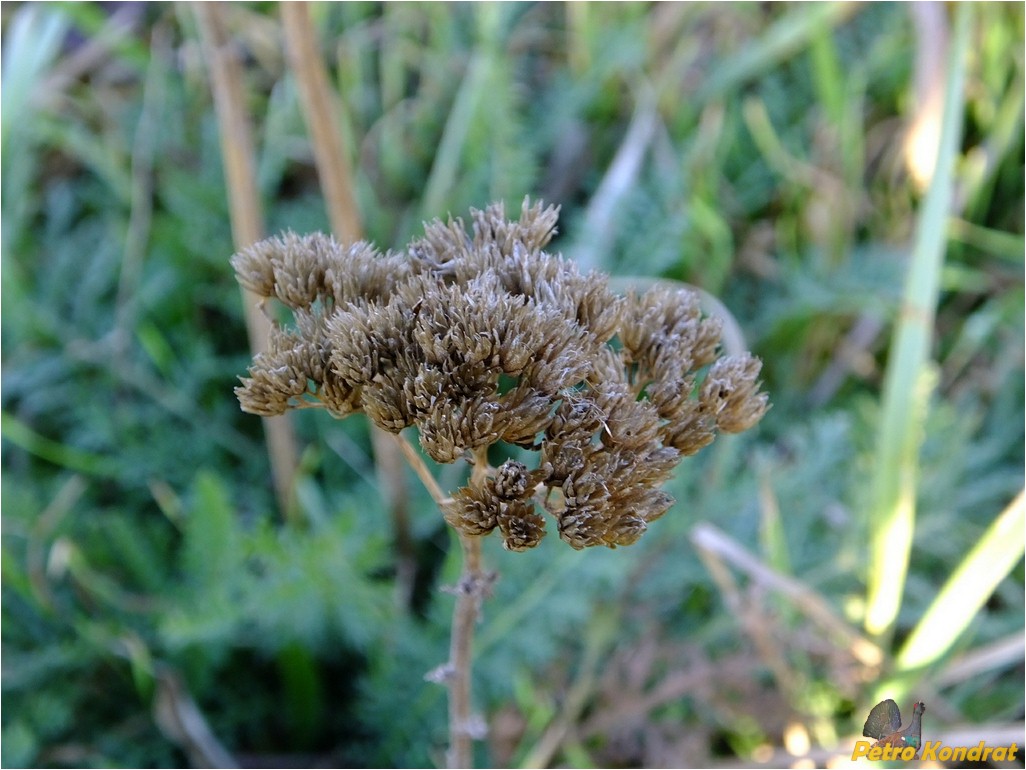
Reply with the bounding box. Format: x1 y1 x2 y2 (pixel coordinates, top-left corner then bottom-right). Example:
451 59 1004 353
233 199 768 549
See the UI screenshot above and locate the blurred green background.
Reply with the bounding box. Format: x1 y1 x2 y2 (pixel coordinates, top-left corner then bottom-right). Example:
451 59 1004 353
2 2 1023 768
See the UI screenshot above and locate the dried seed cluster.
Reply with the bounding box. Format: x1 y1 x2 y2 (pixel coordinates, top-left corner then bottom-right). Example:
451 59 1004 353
233 200 768 550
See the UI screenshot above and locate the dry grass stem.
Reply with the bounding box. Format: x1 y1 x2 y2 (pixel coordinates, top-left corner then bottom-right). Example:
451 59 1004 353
280 2 415 602
693 527 799 701
691 522 883 668
280 2 361 242
152 666 238 769
571 88 659 271
195 1 298 518
935 631 1026 688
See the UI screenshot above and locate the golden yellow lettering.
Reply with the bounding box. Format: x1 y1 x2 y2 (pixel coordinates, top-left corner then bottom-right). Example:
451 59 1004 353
920 740 939 761
879 744 905 761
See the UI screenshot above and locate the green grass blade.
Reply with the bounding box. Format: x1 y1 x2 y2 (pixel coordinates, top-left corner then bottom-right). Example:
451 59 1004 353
808 21 846 130
895 490 1025 672
863 2 973 638
1 412 119 478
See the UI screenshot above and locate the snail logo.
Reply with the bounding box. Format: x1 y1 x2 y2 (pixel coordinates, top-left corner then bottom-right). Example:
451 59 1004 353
852 699 1020 762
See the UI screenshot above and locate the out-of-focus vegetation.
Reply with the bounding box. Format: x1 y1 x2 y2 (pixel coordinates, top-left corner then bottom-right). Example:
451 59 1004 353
2 3 1022 768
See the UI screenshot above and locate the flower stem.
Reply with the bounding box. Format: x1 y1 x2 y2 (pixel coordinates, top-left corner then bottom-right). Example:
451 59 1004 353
392 431 449 507
394 437 491 767
446 449 492 769
447 532 484 768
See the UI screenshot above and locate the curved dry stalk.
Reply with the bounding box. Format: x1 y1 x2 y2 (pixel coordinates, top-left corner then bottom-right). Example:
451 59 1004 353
691 522 883 669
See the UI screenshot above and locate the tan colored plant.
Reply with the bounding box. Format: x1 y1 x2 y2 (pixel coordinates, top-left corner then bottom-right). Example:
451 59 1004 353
231 198 768 765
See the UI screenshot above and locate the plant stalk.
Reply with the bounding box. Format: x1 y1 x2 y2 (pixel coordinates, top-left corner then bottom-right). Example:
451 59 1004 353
280 2 362 241
280 2 417 604
396 439 491 767
447 531 484 769
445 450 492 769
194 1 298 521
393 431 450 508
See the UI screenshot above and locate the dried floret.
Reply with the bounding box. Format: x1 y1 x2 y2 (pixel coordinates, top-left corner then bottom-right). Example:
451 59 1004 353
444 482 501 536
701 354 771 433
497 499 546 551
494 460 530 501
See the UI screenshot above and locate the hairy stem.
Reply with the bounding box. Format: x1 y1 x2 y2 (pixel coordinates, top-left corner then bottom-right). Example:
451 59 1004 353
394 437 491 767
446 449 492 769
447 531 484 768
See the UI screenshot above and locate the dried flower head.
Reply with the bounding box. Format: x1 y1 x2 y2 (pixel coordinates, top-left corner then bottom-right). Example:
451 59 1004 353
233 199 768 549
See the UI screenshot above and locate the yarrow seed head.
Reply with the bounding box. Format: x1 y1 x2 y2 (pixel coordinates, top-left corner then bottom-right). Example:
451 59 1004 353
233 198 769 550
